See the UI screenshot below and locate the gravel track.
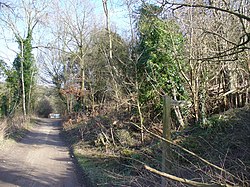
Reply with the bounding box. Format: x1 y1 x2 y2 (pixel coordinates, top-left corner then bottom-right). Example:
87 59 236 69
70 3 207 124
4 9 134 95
0 118 82 187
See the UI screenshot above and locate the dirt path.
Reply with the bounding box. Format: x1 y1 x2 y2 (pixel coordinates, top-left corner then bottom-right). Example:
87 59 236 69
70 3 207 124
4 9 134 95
0 118 83 187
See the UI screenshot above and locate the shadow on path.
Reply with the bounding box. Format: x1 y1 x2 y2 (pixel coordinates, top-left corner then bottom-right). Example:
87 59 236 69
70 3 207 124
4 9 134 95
0 118 82 187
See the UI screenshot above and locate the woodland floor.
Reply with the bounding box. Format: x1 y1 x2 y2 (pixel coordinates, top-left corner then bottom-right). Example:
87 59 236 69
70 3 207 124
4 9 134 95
62 104 250 186
0 118 82 187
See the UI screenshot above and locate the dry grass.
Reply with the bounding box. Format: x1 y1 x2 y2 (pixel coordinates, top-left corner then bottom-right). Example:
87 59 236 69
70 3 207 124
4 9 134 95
0 115 31 142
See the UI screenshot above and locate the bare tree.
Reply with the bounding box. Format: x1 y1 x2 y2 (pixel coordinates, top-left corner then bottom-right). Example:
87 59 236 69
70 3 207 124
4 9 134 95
39 0 97 114
158 0 250 123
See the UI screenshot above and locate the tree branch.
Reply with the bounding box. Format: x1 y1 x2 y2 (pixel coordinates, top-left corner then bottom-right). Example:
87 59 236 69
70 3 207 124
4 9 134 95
145 165 233 187
163 1 250 21
0 2 10 8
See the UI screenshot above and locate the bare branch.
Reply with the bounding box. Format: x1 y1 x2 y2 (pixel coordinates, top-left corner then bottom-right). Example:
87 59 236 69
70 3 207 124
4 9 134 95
0 2 11 9
145 165 233 187
162 1 250 21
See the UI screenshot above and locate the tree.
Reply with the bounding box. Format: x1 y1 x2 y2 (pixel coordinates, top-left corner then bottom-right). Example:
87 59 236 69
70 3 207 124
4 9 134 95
136 4 186 127
42 0 130 115
40 0 96 114
13 30 36 115
101 0 128 110
40 49 80 114
0 0 48 117
85 29 129 112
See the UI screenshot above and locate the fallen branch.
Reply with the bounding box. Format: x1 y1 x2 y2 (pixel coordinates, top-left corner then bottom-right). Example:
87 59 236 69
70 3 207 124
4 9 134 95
128 122 242 184
144 165 233 187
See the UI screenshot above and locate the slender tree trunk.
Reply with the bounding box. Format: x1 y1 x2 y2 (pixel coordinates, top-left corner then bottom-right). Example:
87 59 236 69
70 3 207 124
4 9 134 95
89 82 95 113
192 75 200 123
102 0 120 109
81 64 85 111
246 87 249 104
201 84 207 126
102 0 112 59
188 2 200 123
135 66 144 143
172 87 185 128
136 97 144 143
27 70 35 114
20 41 27 119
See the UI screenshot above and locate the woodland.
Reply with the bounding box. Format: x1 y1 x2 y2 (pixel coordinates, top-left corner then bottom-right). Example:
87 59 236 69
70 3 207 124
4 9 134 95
0 0 249 186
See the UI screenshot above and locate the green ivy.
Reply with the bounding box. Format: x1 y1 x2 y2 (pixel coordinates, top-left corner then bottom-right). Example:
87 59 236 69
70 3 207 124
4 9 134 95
136 3 187 119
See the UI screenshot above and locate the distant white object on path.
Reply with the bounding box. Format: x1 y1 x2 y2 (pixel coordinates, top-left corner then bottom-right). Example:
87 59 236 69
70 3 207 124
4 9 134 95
49 113 61 119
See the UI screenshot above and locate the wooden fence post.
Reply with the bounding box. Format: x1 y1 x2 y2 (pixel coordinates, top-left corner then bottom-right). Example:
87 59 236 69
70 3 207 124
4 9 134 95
162 95 172 186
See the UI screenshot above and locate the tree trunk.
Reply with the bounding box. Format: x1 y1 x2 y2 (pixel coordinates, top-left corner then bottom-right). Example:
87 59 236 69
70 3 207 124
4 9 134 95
193 83 199 123
102 0 120 110
102 0 113 60
27 70 35 114
137 97 144 143
20 41 27 119
80 65 85 111
135 76 144 143
172 87 185 128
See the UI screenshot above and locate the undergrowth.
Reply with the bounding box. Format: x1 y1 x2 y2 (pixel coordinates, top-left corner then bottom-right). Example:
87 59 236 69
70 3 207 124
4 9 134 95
0 116 34 142
61 105 250 186
177 105 250 185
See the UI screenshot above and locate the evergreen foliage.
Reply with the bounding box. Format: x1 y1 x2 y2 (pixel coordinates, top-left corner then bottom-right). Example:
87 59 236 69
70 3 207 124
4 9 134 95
5 30 37 115
136 4 186 116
